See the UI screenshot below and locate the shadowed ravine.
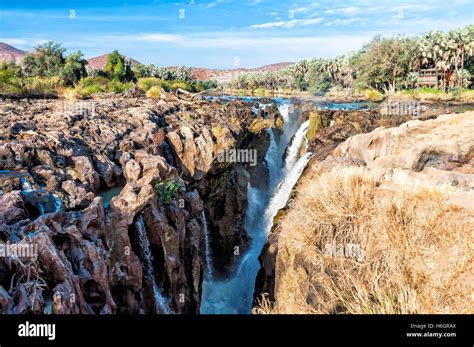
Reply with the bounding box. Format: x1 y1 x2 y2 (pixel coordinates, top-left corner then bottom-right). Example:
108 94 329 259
200 100 311 314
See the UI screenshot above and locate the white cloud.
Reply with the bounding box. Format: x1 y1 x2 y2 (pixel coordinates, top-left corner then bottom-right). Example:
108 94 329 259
0 38 29 46
324 6 359 15
203 0 227 9
292 2 320 14
175 32 372 53
250 17 323 29
324 17 366 26
0 38 49 48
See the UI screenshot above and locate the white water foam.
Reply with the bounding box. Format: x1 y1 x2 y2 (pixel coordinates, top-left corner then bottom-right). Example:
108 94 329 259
135 215 170 314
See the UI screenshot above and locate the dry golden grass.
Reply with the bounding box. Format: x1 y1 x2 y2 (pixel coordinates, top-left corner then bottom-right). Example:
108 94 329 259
260 166 473 314
146 86 161 99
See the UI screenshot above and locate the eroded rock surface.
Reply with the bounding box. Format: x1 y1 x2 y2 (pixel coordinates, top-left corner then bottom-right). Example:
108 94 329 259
0 93 281 314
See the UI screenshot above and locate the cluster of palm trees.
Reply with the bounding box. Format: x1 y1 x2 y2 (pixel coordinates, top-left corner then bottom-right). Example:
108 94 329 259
229 55 355 92
134 64 194 82
418 26 474 88
229 25 473 93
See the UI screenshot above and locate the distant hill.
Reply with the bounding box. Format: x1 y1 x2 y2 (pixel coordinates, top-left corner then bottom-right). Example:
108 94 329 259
86 54 141 70
184 62 295 82
0 42 27 64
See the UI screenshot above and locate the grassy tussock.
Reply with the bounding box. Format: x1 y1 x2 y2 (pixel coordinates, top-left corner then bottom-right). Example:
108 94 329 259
257 166 473 314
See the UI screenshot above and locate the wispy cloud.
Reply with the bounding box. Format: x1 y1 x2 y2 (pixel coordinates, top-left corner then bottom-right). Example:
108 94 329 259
202 0 228 9
291 2 320 14
250 17 323 29
324 17 367 26
324 6 359 15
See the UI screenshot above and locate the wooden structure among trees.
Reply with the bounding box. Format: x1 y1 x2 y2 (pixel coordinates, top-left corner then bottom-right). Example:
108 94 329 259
416 68 440 87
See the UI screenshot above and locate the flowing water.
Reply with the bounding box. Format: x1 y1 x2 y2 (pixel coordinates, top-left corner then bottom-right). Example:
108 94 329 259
200 99 312 313
284 120 309 170
0 170 63 214
135 215 170 314
201 210 214 280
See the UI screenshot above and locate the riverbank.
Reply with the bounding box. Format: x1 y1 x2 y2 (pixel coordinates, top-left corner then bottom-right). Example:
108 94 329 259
212 87 474 104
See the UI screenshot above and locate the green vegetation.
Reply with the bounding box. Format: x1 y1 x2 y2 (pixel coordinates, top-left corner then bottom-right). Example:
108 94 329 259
132 64 194 82
61 51 87 86
73 76 132 97
154 180 183 205
0 42 216 98
104 50 134 82
22 42 66 78
0 62 62 97
230 25 474 97
137 77 215 94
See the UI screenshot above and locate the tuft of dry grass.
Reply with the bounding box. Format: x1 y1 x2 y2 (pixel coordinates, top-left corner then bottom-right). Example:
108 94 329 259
258 166 473 314
146 86 161 99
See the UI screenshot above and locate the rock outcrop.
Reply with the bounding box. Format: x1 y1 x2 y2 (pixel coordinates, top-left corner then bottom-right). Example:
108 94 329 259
0 93 281 314
254 111 474 314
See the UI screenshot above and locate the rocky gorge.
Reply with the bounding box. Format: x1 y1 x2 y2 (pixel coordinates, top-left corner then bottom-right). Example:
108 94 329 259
0 91 282 314
1 90 472 315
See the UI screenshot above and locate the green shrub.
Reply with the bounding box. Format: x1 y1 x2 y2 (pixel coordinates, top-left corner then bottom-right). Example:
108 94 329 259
75 76 108 96
74 76 131 96
168 80 191 92
0 64 22 94
252 87 266 97
137 77 163 92
106 80 132 93
154 180 182 205
23 76 62 96
79 76 109 88
199 80 218 90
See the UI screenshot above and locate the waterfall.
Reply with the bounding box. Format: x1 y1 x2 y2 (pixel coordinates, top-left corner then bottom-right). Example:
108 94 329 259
0 170 63 214
284 120 310 170
200 210 214 280
200 99 313 314
20 177 33 192
135 215 170 314
52 194 63 212
265 152 314 227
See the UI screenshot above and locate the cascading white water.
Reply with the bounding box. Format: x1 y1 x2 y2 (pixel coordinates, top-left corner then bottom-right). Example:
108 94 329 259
284 120 309 170
20 177 33 192
200 100 313 314
135 215 170 314
265 152 314 226
52 194 63 212
200 210 214 280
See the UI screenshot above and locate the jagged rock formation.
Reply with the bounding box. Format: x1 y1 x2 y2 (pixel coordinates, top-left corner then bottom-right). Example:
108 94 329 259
254 111 474 314
0 92 281 314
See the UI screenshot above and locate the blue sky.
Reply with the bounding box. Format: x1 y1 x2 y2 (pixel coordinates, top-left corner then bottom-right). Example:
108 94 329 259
0 0 473 68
